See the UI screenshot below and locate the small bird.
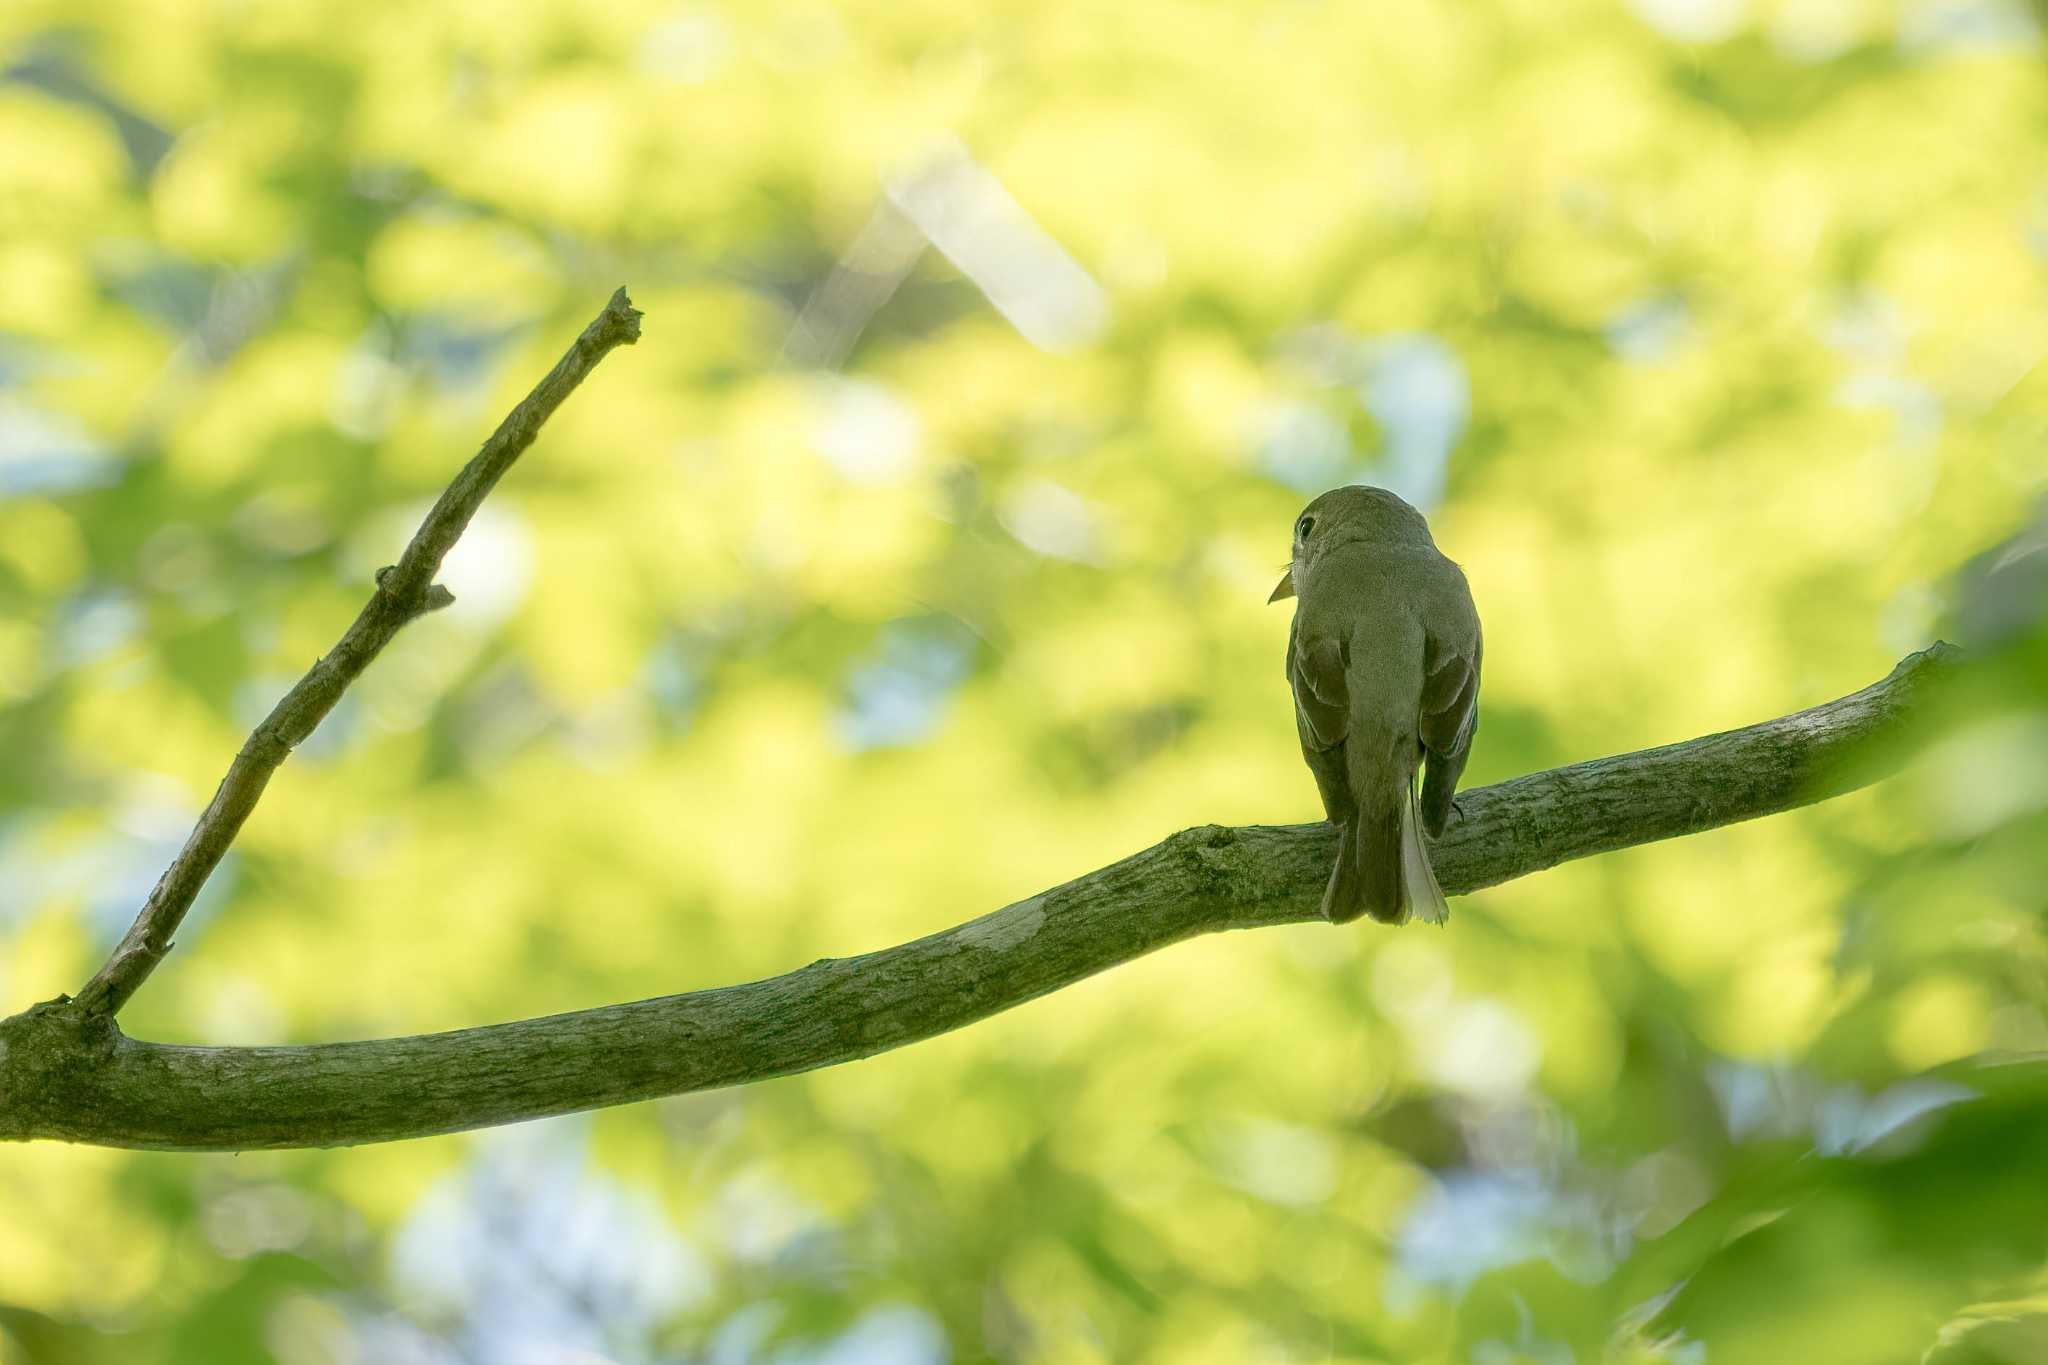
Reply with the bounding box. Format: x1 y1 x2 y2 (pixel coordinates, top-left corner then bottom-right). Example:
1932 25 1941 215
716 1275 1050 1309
1269 485 1482 925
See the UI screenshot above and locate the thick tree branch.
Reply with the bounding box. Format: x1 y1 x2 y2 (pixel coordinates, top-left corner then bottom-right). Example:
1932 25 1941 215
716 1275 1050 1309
2 644 1957 1150
69 290 642 1019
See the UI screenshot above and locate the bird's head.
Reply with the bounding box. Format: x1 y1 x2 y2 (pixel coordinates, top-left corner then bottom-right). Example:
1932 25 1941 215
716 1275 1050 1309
1268 485 1433 603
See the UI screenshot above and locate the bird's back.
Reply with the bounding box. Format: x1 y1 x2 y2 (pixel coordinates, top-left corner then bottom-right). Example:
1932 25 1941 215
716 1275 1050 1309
1297 540 1432 731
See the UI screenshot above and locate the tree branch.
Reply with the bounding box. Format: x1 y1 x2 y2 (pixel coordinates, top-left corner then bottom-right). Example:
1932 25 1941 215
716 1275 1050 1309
69 289 643 1018
2 643 1957 1150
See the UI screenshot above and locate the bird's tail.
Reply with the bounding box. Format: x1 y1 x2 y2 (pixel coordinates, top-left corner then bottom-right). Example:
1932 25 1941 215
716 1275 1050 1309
1399 767 1449 925
1321 769 1447 926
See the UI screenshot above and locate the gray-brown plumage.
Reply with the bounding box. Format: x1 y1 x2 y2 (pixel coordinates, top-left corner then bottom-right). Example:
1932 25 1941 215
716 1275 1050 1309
1269 485 1482 925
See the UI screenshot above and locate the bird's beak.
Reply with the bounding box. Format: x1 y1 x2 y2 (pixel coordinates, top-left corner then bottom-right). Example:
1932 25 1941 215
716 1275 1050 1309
1267 568 1295 603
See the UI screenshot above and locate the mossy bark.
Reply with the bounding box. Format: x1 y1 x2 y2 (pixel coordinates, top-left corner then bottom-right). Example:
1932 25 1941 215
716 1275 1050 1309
0 645 1958 1151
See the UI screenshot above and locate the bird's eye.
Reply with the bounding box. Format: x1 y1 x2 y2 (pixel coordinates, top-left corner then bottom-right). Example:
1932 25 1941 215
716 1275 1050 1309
1296 515 1316 540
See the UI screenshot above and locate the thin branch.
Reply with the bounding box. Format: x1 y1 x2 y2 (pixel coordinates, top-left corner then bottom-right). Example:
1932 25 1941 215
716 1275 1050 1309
70 289 643 1018
3 644 1958 1150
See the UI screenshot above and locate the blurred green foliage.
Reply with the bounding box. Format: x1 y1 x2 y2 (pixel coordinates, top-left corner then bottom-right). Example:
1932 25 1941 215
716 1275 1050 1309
0 0 2045 1361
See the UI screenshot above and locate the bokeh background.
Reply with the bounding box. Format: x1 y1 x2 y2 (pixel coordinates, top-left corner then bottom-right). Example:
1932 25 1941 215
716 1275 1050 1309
3 0 2047 1361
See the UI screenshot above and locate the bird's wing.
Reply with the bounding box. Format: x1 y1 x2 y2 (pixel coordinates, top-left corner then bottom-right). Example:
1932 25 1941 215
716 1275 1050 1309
1289 620 1351 751
1286 616 1355 823
1418 626 1479 762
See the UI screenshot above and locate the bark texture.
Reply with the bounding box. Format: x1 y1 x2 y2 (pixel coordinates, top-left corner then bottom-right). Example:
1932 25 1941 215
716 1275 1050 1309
0 643 1957 1150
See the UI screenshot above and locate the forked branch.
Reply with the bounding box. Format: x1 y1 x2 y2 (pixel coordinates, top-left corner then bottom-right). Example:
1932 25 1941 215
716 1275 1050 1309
4 286 1965 1148
2 642 1957 1150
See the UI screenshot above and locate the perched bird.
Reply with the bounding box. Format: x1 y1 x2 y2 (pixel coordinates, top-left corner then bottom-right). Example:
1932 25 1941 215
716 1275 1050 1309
1269 486 1482 925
